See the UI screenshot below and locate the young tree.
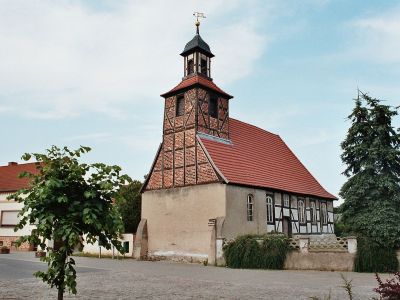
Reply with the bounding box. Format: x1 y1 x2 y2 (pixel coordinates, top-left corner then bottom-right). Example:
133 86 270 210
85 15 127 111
340 91 400 249
8 146 131 300
114 180 142 233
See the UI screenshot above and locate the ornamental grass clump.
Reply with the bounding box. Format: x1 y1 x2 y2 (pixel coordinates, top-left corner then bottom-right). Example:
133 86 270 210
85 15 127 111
354 236 399 273
223 234 290 270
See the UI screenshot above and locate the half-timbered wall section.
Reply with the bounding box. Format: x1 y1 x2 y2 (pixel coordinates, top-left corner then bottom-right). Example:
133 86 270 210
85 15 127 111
196 88 229 139
145 87 227 191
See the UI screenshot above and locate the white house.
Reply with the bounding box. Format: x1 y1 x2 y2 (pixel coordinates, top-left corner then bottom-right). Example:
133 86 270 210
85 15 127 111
0 162 38 250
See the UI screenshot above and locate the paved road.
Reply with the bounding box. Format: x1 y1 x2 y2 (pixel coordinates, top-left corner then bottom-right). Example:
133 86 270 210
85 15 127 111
0 252 383 299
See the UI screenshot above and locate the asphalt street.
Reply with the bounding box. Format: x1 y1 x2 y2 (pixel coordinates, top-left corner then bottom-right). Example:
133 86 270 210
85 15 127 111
0 252 383 299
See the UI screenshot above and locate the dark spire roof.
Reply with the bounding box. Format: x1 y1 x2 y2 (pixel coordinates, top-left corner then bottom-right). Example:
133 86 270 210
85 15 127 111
180 33 214 57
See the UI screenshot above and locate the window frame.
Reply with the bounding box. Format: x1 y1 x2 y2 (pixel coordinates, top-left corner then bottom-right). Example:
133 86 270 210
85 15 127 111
247 194 254 222
283 194 290 208
298 199 306 224
266 194 274 224
176 95 185 117
208 96 218 118
310 201 317 224
321 202 328 225
0 210 20 227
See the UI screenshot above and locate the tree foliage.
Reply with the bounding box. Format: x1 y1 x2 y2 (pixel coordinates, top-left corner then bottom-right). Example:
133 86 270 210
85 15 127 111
340 91 400 249
114 180 142 233
8 146 131 299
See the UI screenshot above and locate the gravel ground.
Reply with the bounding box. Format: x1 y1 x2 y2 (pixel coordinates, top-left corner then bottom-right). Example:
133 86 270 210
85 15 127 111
0 252 382 300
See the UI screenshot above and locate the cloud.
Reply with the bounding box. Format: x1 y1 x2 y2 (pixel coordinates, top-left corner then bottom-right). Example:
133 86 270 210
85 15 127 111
347 6 400 64
0 0 268 119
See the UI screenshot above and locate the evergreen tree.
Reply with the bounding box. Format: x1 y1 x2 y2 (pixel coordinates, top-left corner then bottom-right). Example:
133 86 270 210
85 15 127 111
340 91 400 249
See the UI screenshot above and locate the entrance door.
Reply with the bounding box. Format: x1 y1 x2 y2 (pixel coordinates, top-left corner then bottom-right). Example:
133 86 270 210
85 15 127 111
282 217 292 237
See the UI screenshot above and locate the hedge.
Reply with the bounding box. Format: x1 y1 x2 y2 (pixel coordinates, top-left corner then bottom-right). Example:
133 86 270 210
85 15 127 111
223 234 290 269
354 236 399 273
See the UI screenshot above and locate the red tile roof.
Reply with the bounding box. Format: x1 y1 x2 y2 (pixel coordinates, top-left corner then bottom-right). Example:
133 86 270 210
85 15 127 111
200 119 337 200
0 162 40 193
161 75 233 99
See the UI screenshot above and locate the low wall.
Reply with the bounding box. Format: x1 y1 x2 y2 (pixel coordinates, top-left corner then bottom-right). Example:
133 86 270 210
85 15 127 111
82 234 135 257
0 236 32 251
284 251 355 271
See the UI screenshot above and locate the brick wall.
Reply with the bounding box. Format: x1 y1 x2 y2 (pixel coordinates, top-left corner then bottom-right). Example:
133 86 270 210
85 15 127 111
0 236 32 251
146 86 227 191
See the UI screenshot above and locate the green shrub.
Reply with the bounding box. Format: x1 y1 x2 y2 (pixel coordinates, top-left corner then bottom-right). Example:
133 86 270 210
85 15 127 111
223 234 290 270
354 236 399 273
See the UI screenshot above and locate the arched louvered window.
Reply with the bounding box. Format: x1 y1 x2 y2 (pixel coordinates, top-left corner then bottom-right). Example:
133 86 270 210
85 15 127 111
266 195 274 223
310 202 317 223
247 194 254 222
298 199 305 224
321 202 328 225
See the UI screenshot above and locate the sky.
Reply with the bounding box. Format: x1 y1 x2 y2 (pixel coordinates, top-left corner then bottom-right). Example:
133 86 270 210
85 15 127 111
1 0 400 205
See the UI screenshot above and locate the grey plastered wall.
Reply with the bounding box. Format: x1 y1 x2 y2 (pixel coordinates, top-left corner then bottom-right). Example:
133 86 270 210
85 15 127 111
223 185 268 239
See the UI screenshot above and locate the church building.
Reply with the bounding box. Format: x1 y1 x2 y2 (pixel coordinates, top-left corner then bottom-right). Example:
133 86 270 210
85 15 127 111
137 20 337 263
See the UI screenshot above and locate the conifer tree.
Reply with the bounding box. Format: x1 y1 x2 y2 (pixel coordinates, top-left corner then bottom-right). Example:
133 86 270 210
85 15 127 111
340 91 400 249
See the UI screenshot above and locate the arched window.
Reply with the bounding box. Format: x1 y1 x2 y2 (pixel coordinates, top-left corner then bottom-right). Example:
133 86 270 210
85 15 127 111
247 194 254 222
321 203 328 225
283 194 290 207
266 195 274 223
310 202 317 223
298 200 305 224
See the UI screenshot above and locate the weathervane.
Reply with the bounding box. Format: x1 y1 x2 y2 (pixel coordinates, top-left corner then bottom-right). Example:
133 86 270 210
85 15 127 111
193 12 206 34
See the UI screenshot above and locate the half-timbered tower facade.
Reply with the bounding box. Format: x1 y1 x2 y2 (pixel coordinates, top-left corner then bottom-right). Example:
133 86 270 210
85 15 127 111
139 23 337 262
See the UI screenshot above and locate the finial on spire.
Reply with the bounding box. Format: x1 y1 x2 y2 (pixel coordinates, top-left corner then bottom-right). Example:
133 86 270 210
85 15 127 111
193 12 206 35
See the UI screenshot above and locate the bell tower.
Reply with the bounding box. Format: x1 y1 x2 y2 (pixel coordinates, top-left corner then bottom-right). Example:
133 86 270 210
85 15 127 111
144 15 233 191
181 15 214 79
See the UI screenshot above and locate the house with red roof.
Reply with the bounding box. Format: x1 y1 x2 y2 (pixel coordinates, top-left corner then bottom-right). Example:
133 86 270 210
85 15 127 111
0 162 39 250
137 21 337 263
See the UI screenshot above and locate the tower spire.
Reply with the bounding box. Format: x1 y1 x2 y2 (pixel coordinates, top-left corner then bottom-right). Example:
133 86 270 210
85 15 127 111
193 12 206 35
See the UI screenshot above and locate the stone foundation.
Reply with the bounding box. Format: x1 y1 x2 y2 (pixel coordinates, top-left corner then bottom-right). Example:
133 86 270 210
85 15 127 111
0 236 32 251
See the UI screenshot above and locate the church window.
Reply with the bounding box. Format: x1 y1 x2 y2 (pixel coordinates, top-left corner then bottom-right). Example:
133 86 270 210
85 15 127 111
321 202 328 224
247 194 254 222
209 97 218 118
298 199 305 224
283 194 290 207
176 95 185 117
200 58 207 75
266 195 274 223
310 201 317 223
187 59 194 75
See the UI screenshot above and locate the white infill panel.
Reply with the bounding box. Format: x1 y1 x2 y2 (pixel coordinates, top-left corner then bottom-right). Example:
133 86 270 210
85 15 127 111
1 211 20 226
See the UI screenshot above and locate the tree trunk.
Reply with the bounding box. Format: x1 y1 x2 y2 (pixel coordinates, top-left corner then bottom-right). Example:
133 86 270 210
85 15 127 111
58 287 63 300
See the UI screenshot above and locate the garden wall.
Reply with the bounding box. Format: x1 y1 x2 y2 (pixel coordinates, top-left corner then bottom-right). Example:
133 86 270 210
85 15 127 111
284 251 355 271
